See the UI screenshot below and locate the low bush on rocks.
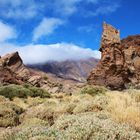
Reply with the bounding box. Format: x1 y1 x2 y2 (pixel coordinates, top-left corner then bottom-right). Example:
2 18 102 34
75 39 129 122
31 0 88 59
81 86 107 96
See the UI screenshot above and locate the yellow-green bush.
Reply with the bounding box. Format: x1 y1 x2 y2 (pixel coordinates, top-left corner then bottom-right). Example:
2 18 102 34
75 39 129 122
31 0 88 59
81 86 107 96
0 102 23 127
0 107 18 127
0 102 24 114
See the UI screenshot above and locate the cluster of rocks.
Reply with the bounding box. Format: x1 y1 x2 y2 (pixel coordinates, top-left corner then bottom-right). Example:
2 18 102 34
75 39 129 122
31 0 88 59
88 22 140 90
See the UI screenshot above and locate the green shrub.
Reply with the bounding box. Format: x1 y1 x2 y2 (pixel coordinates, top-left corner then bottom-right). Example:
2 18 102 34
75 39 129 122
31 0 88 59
81 86 107 96
0 84 50 99
26 86 50 98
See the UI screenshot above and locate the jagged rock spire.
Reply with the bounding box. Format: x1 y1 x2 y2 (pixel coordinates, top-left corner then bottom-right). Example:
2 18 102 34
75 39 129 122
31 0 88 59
88 22 140 90
100 22 120 52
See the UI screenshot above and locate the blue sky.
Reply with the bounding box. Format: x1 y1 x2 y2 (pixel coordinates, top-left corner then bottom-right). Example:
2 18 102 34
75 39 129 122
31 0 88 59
0 0 139 64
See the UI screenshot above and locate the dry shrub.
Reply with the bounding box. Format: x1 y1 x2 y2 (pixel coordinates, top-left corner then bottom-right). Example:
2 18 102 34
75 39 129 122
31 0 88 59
0 102 24 115
2 112 140 140
20 93 109 126
0 95 9 103
20 118 49 128
26 96 47 107
107 91 140 132
0 125 49 140
0 107 18 127
29 136 53 140
13 97 28 109
0 102 23 127
73 95 108 114
20 99 66 125
51 112 140 140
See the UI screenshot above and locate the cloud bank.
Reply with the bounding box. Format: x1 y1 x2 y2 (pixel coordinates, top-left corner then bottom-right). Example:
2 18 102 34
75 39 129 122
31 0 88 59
0 17 100 64
0 43 101 64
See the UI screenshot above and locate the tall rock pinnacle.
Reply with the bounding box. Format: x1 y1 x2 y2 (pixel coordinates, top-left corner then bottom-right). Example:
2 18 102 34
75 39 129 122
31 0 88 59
88 23 140 90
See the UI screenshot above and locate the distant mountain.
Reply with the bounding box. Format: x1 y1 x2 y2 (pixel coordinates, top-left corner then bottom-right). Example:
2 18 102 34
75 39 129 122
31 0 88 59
28 58 99 82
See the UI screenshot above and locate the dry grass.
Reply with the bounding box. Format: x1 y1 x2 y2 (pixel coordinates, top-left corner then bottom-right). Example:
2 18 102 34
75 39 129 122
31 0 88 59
1 86 140 139
107 91 140 132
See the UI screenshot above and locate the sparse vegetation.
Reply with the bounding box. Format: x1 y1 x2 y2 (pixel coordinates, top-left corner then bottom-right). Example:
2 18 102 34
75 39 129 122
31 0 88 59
0 86 140 140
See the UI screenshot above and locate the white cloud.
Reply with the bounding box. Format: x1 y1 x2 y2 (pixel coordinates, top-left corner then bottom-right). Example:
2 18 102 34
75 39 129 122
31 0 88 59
0 0 120 20
88 3 120 16
33 18 64 41
0 43 101 64
78 25 97 33
48 0 99 16
51 0 81 16
0 0 38 19
0 21 16 42
48 0 120 17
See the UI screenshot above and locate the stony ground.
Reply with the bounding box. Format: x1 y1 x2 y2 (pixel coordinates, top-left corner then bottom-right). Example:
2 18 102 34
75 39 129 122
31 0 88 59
0 85 140 140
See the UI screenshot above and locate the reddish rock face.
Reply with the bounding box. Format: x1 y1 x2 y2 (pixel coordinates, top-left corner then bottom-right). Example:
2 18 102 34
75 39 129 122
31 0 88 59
88 23 140 90
0 52 43 86
0 52 24 85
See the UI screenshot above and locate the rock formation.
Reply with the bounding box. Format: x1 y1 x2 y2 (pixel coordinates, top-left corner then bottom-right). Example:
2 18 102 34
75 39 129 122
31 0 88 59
88 22 140 89
0 52 85 93
1 52 29 80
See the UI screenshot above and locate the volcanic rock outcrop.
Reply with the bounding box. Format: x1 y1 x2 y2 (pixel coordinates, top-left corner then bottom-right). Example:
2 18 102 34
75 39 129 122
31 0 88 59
0 52 45 86
88 22 140 89
0 52 85 93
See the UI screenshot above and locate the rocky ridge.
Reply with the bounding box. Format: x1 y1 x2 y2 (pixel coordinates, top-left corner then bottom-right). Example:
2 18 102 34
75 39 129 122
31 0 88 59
0 52 86 93
88 22 140 90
